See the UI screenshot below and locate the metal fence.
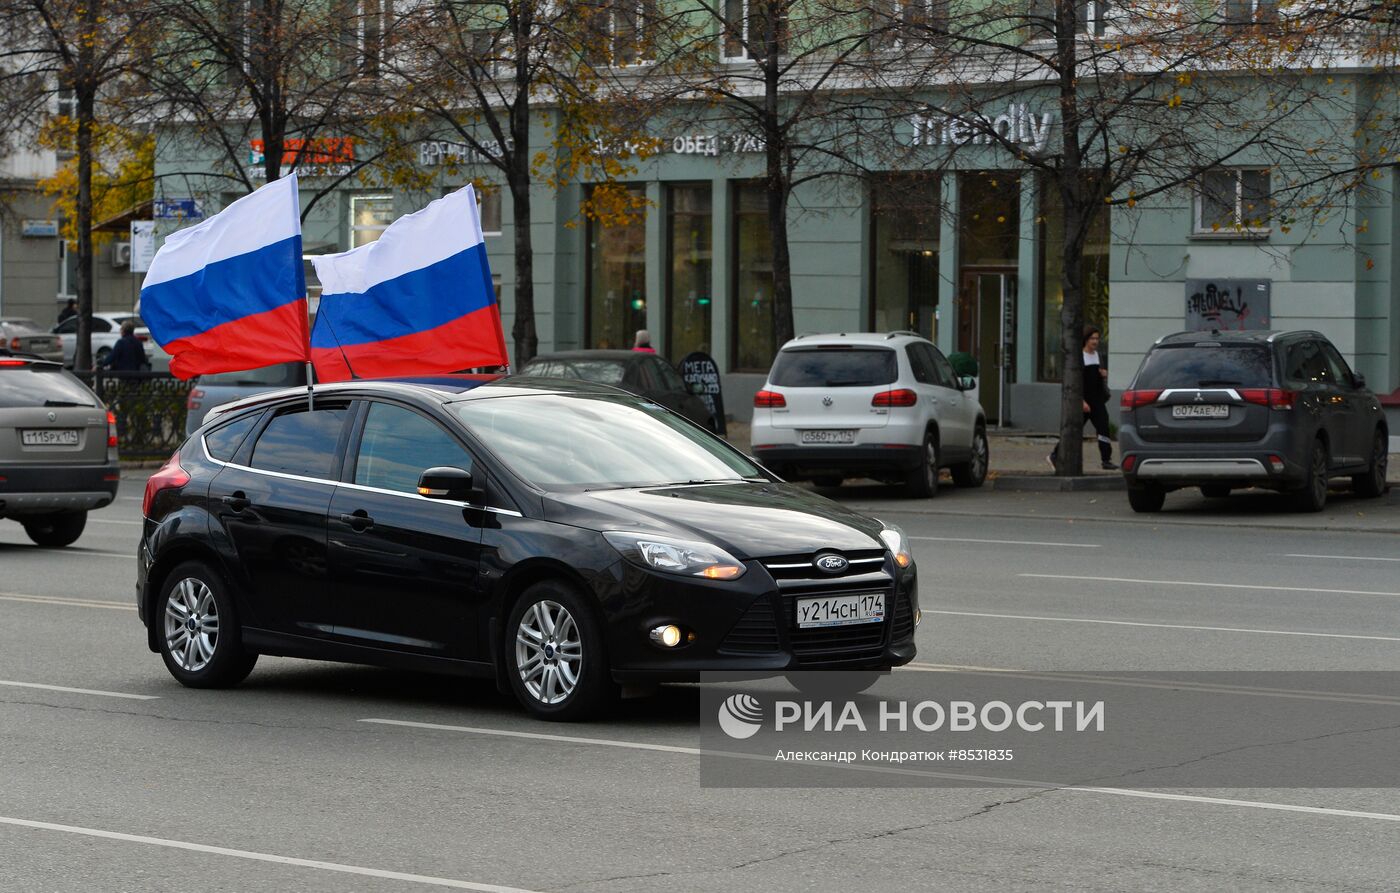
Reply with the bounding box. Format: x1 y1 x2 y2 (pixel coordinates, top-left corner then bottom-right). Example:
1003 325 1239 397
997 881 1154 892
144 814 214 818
77 371 192 460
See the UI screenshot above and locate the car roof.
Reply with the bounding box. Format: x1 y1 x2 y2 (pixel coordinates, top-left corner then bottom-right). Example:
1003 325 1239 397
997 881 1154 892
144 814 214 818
1154 330 1322 346
524 350 647 363
201 374 632 423
780 332 926 349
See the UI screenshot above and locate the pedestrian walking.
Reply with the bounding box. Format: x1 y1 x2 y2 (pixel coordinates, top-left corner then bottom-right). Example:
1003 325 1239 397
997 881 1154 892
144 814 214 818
57 299 77 324
103 321 148 371
1049 325 1117 471
632 329 656 353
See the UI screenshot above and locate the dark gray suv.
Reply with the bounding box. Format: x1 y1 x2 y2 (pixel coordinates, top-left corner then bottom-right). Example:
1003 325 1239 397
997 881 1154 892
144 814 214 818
1118 330 1388 513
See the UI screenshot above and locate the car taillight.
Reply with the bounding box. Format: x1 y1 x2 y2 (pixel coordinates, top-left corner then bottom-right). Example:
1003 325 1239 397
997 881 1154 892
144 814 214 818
1239 388 1296 410
1121 389 1162 409
106 410 118 448
143 452 190 517
8 337 20 351
0 359 28 367
753 389 787 408
872 389 918 407
136 334 149 342
1122 455 1137 472
187 388 205 411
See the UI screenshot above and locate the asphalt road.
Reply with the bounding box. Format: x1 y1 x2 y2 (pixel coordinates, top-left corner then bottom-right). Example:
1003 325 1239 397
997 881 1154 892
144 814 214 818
2 475 1399 892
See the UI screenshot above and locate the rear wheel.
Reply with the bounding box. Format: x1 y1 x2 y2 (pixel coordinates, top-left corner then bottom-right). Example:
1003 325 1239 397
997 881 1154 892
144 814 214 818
1292 440 1329 513
1200 485 1231 499
907 432 940 499
1352 429 1388 498
506 581 618 721
950 426 989 488
158 561 257 688
1127 485 1165 513
22 511 87 548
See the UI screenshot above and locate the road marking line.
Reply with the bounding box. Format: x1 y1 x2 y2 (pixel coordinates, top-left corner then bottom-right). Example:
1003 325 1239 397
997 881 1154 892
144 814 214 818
360 719 1400 824
0 680 156 700
0 592 134 611
1021 573 1400 598
912 536 1100 549
1282 553 1400 563
927 609 1400 642
0 816 538 892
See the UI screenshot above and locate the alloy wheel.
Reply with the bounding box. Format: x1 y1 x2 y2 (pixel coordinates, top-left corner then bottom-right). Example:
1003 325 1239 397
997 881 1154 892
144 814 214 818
923 441 938 491
515 600 583 705
971 431 988 480
1310 445 1328 505
164 577 219 672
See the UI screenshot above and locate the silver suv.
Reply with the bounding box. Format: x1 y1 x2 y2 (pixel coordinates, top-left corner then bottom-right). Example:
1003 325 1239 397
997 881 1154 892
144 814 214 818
750 332 989 497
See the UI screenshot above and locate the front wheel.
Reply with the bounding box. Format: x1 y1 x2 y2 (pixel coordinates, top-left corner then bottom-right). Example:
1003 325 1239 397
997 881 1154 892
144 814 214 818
506 582 617 721
1127 485 1166 513
22 511 87 547
907 432 940 499
158 561 257 688
1352 429 1389 498
950 427 989 488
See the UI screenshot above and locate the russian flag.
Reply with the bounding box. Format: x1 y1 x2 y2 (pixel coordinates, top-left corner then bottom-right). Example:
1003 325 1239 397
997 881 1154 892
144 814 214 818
309 185 508 382
140 175 309 380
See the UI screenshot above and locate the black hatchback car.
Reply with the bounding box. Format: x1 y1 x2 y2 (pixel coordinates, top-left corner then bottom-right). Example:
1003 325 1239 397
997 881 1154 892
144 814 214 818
137 377 918 719
1118 330 1388 512
517 350 716 430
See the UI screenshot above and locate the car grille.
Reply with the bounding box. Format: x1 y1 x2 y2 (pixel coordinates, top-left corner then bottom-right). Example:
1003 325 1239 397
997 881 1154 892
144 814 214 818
717 598 781 654
761 549 890 591
786 599 889 664
891 591 914 642
757 550 895 665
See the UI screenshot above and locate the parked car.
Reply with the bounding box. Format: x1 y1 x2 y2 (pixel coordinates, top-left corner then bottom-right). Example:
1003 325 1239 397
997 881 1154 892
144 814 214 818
0 356 119 546
51 312 172 372
749 332 989 497
517 350 716 430
137 377 919 720
184 362 310 434
0 318 64 364
1118 330 1389 513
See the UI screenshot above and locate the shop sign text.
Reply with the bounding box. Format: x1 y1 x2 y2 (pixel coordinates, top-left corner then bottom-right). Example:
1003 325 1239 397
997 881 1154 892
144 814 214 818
909 104 1055 153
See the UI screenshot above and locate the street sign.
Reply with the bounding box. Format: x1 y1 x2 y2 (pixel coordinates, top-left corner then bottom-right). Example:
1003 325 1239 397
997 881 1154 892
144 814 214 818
680 351 726 437
130 221 156 273
21 219 58 237
153 199 204 220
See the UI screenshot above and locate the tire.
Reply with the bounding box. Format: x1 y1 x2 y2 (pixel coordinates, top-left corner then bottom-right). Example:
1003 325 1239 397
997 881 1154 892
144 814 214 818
812 476 843 489
785 671 885 696
505 581 618 721
950 426 989 488
907 431 940 499
1292 439 1329 513
157 561 257 688
1352 429 1389 498
1200 485 1231 499
1127 485 1166 513
22 511 87 547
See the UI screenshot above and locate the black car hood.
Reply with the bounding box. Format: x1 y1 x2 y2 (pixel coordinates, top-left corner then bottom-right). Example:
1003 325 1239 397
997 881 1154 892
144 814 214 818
547 482 886 559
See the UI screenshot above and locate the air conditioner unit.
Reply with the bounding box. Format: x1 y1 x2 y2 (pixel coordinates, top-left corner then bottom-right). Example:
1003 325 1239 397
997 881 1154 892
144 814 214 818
112 241 131 268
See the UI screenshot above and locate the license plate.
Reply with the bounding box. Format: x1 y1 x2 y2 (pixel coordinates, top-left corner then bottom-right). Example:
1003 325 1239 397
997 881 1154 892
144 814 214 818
800 429 856 444
1171 405 1229 419
796 592 886 628
22 429 80 446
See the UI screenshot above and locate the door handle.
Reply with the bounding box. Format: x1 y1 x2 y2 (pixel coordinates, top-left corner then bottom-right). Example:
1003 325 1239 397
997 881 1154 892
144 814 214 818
339 510 374 532
220 492 251 512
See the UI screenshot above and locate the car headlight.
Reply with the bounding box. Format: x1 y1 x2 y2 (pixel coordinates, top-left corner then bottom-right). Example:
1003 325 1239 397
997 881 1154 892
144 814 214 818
603 531 747 580
879 524 913 569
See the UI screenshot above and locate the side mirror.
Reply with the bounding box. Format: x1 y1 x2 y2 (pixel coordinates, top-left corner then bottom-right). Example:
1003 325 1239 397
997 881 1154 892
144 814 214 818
417 466 484 503
1352 372 1367 390
957 375 977 391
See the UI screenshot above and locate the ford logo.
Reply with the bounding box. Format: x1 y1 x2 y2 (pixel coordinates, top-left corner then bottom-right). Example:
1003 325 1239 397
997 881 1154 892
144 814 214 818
814 553 849 574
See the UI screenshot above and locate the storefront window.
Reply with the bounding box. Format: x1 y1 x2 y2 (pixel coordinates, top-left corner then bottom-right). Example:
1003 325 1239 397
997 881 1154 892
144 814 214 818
586 185 647 349
667 184 712 359
732 183 775 372
870 173 940 340
1038 176 1110 382
350 194 394 248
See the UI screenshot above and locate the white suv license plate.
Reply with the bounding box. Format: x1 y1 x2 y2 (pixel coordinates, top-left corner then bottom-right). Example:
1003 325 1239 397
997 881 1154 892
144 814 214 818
800 429 856 444
1171 405 1229 419
21 429 80 446
797 593 886 629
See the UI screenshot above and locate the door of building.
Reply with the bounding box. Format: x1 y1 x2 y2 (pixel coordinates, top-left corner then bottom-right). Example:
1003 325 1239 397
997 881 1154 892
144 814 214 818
957 270 1017 427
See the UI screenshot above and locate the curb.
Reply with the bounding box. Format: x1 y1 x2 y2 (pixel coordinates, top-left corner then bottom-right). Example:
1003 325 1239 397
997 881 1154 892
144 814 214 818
993 474 1126 492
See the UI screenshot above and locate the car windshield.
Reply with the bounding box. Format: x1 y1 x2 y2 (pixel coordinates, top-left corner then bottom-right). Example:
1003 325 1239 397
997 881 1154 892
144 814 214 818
521 359 628 386
0 365 99 408
198 363 304 388
769 347 898 387
451 393 763 491
1133 344 1275 389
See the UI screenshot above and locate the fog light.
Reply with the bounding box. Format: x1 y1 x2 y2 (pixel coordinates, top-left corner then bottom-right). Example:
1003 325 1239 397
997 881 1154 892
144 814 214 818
1268 455 1285 473
650 624 683 648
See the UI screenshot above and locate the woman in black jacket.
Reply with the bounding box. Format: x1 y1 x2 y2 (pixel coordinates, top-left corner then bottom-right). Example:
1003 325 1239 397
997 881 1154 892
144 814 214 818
1049 325 1116 471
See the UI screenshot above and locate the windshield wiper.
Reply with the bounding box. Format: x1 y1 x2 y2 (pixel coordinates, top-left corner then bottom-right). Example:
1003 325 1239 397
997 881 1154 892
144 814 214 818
43 399 90 407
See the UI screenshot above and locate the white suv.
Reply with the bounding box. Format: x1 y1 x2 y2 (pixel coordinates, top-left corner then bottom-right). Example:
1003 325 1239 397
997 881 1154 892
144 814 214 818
750 332 988 497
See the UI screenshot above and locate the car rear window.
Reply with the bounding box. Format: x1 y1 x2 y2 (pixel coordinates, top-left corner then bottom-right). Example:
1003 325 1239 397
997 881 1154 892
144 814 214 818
0 364 99 408
198 363 305 388
769 348 898 388
1133 344 1275 389
521 359 627 385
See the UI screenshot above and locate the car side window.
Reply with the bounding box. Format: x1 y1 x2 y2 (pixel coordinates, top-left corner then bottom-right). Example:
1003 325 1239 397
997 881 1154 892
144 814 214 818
248 405 350 480
927 345 958 389
1284 341 1331 385
55 318 78 334
354 402 474 494
203 414 260 462
651 358 687 392
905 345 936 385
1319 343 1354 386
91 318 112 333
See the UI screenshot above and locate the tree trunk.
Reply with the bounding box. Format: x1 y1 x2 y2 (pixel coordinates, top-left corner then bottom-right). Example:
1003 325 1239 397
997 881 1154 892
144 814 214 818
1053 0 1086 476
510 171 536 365
763 39 794 350
73 2 98 372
